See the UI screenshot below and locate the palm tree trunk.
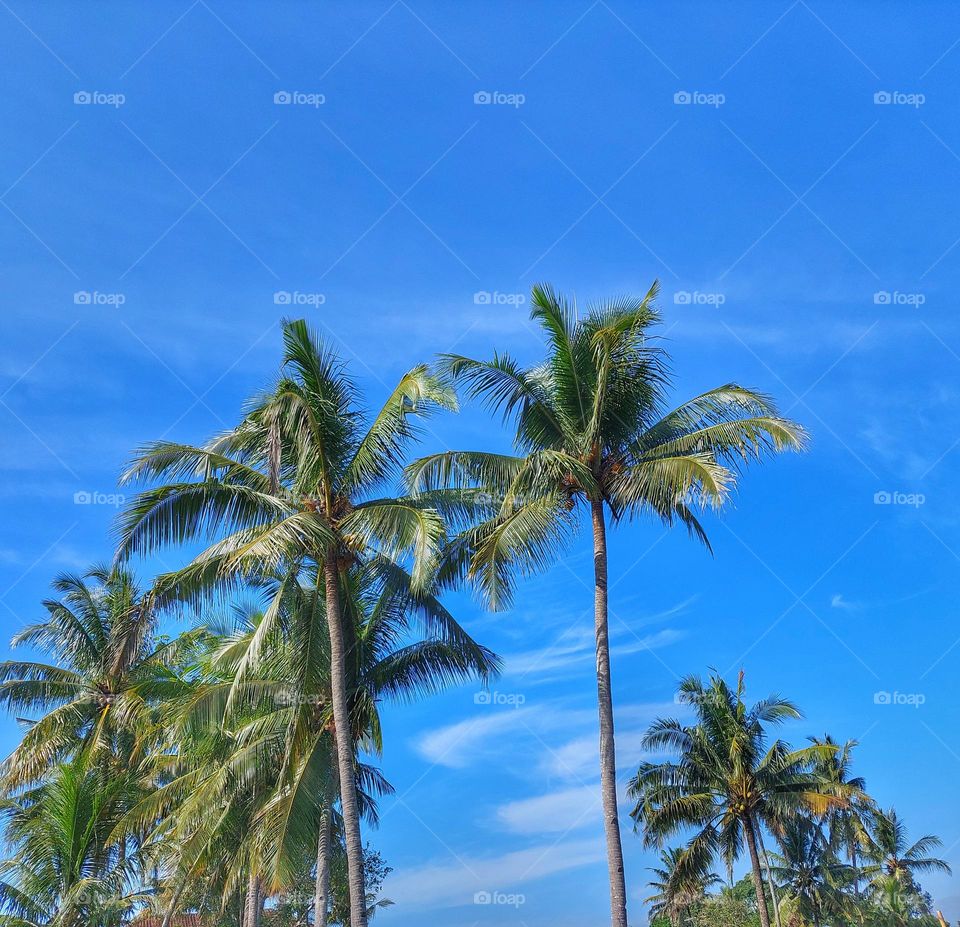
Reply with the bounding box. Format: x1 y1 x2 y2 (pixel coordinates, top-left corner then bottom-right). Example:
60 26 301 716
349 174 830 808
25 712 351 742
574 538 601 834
757 828 783 927
159 879 186 927
244 871 258 927
314 805 332 927
590 500 629 927
324 550 368 927
743 816 772 927
851 843 860 899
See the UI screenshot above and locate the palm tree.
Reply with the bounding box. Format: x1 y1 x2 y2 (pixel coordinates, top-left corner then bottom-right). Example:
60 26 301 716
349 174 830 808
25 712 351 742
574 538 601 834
117 319 467 927
862 808 951 892
0 757 145 927
646 846 721 926
767 816 854 927
808 735 873 895
407 283 805 927
628 673 837 927
0 564 179 791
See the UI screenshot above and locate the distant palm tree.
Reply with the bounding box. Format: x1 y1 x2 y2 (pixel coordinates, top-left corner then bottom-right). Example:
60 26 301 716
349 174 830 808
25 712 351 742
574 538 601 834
808 735 873 895
628 673 836 927
0 758 145 927
408 284 805 927
646 846 721 926
866 872 941 927
118 320 460 927
0 565 183 791
862 808 951 891
768 816 854 927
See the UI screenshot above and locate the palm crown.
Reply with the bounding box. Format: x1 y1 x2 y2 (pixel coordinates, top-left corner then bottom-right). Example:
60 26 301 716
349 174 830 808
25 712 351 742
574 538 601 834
0 565 182 791
408 282 806 606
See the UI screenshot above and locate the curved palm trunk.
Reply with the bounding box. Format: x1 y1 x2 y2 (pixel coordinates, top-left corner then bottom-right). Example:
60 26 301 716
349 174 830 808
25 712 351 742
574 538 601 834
591 500 629 927
324 551 368 927
314 805 332 927
757 829 783 927
743 816 772 927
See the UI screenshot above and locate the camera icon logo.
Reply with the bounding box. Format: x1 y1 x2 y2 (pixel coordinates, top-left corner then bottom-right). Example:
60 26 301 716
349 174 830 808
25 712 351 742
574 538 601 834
874 91 892 104
274 91 292 105
873 291 891 305
674 91 692 104
474 91 492 105
474 891 492 905
474 291 492 305
73 91 91 104
73 291 92 305
874 691 891 705
673 290 692 305
873 491 892 505
473 691 492 705
73 491 92 504
274 291 292 305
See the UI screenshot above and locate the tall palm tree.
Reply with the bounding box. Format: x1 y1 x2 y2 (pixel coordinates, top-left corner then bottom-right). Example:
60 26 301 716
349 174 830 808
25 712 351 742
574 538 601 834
407 283 805 927
646 846 721 926
117 319 466 927
767 816 854 927
628 673 837 927
862 808 951 891
0 564 179 791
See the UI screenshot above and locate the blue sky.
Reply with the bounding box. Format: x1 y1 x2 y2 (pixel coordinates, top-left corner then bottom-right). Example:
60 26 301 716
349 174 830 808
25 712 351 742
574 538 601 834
1 1 959 923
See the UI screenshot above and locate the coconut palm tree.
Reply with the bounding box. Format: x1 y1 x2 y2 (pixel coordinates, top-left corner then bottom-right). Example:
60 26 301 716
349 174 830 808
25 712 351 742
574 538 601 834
862 809 950 892
808 735 873 895
767 816 854 927
0 564 185 792
628 673 838 927
118 322 470 927
646 846 721 926
0 757 146 927
407 284 805 927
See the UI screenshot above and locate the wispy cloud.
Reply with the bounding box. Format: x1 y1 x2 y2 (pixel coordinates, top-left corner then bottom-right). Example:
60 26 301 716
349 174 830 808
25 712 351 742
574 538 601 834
502 597 695 681
383 836 605 910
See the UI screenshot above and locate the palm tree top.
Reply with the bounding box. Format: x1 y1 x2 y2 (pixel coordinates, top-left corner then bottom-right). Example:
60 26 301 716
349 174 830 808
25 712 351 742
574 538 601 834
407 283 806 609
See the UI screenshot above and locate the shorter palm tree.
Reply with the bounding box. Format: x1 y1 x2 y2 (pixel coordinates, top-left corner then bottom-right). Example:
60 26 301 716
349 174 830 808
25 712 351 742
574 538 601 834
646 847 721 926
862 808 951 891
0 565 178 790
628 673 838 927
0 758 145 927
808 735 873 895
768 817 854 927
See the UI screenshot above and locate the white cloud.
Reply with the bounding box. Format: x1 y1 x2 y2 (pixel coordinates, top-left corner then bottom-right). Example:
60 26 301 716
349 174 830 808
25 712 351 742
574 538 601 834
830 593 860 611
384 837 605 910
501 597 695 681
496 785 601 834
414 707 537 769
